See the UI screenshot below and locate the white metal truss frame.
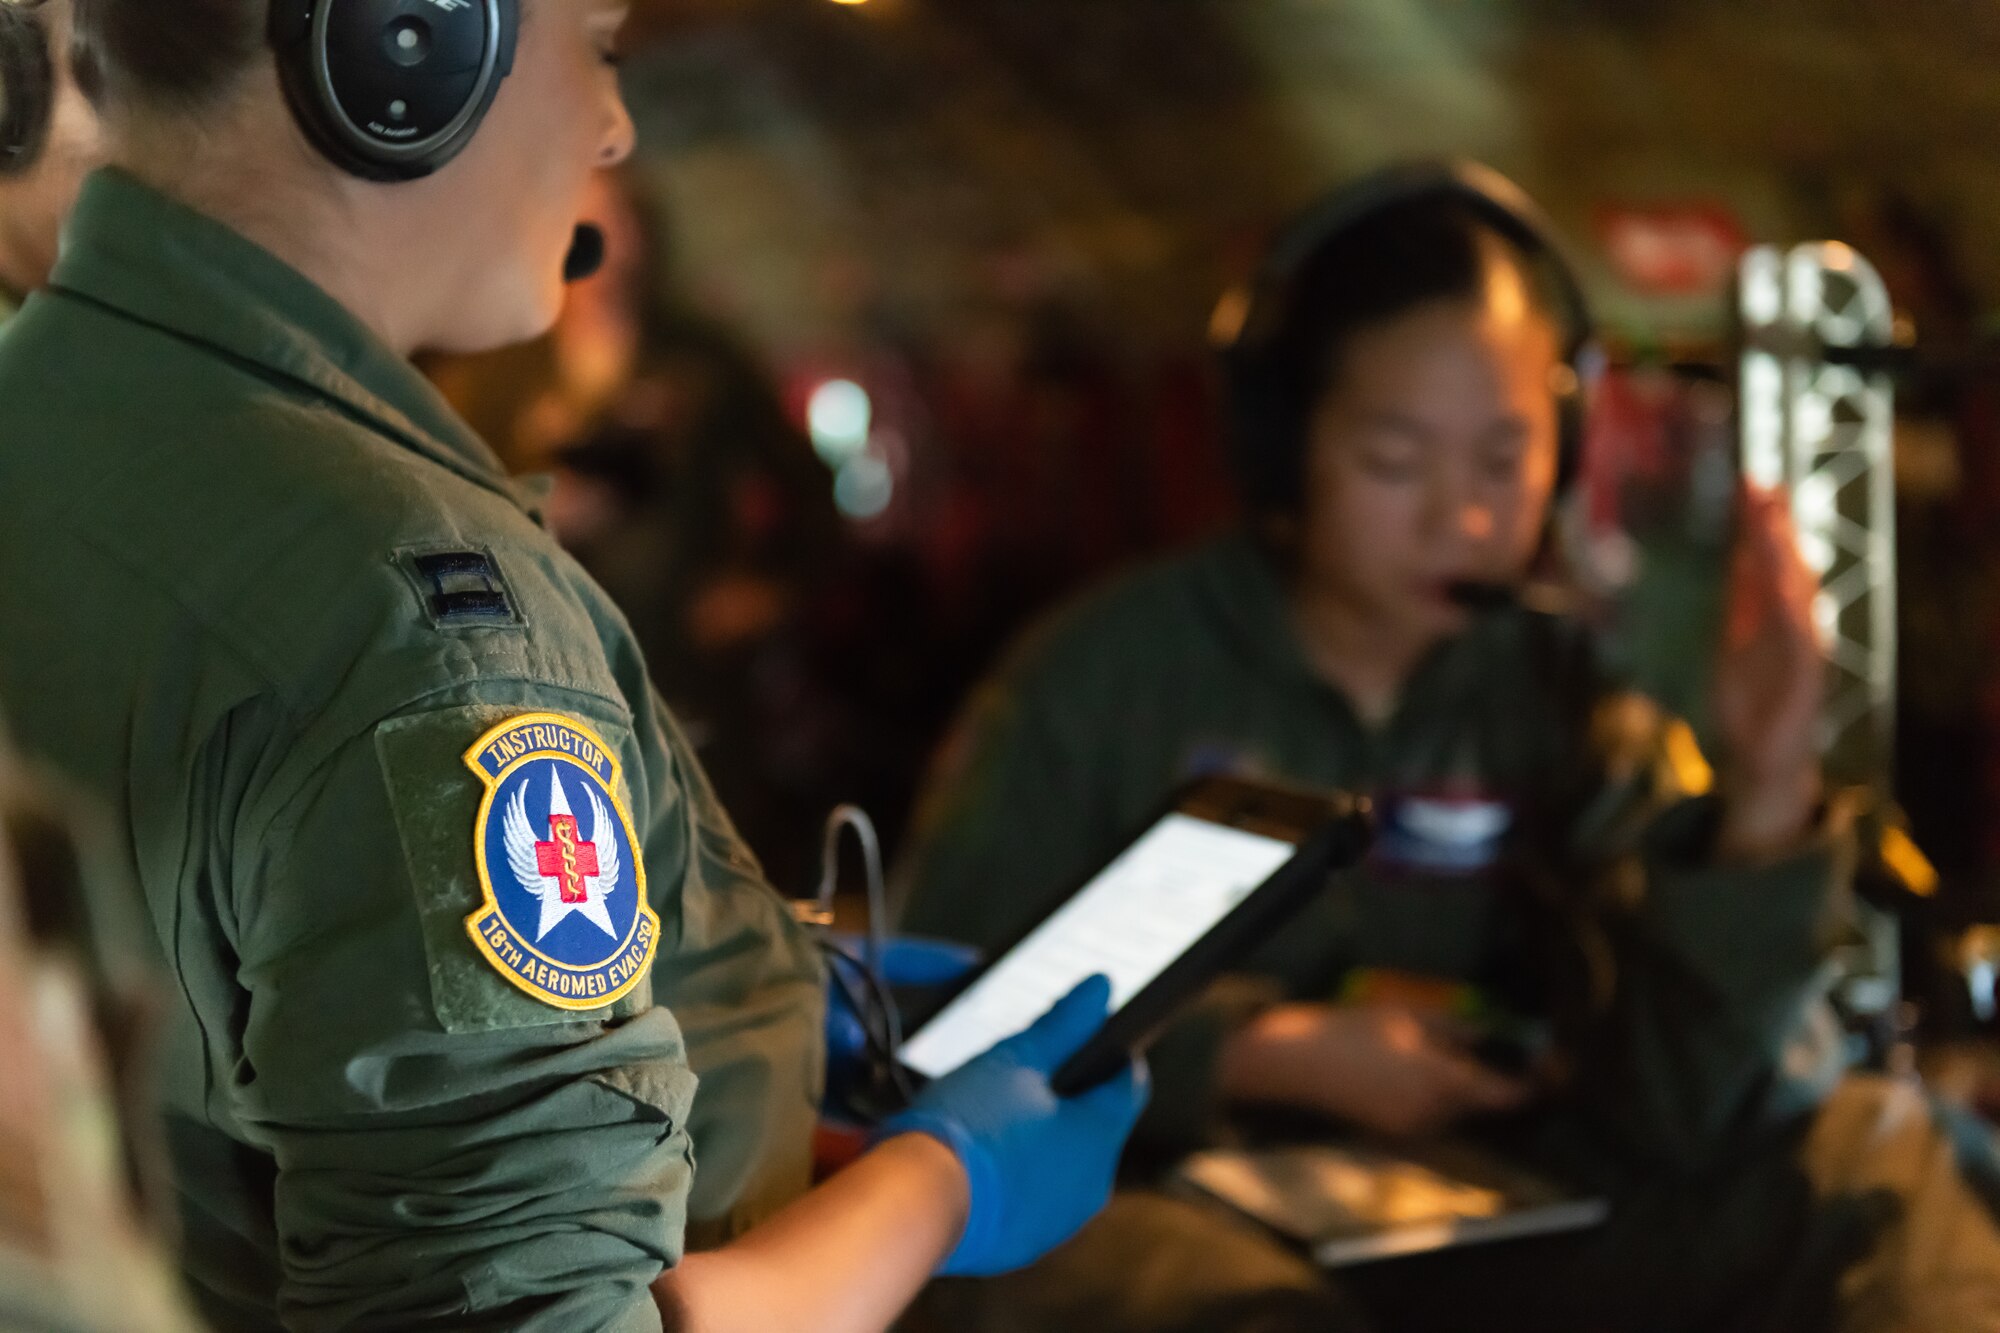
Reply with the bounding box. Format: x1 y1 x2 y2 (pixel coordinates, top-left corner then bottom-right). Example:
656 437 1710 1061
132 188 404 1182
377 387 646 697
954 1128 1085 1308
1738 242 1898 790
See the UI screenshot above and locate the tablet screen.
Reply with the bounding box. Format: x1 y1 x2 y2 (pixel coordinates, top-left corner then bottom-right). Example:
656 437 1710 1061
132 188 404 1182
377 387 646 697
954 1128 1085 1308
899 812 1298 1081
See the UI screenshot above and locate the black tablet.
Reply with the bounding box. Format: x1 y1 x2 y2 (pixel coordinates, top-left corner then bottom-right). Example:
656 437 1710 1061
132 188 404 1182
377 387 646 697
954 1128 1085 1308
898 775 1372 1097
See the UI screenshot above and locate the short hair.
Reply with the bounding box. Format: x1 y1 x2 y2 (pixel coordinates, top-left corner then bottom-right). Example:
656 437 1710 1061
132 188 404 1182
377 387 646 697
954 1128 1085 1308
1232 196 1563 515
70 0 267 111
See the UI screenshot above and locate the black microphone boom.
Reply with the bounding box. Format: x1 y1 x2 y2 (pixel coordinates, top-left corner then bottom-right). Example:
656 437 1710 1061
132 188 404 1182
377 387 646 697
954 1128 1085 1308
1445 579 1578 617
1444 580 1518 612
563 223 606 283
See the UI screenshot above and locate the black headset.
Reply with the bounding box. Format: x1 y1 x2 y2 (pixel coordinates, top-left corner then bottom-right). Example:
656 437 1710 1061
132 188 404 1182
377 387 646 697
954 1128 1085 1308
269 0 519 183
0 0 54 179
1217 160 1599 509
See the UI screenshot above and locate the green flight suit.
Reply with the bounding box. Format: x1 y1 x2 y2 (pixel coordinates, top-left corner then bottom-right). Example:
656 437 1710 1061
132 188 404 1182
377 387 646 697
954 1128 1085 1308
898 533 2000 1332
0 169 823 1332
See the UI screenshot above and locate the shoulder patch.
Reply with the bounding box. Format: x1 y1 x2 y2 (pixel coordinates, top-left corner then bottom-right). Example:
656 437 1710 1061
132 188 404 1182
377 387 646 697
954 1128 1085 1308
463 713 659 1010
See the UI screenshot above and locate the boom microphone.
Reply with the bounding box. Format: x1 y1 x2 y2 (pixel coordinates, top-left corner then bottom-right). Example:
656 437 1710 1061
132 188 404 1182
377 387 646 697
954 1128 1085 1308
1444 580 1517 612
1445 579 1577 616
563 223 606 284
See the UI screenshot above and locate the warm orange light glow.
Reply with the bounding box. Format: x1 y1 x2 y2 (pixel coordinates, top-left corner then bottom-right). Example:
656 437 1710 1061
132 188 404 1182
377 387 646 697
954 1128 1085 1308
1880 825 1939 898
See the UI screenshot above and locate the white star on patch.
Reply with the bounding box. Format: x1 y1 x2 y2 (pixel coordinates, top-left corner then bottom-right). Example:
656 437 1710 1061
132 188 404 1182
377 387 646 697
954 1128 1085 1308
502 767 623 942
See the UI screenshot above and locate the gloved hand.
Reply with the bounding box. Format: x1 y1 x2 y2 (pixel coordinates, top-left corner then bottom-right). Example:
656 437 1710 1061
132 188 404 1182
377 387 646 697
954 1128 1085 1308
874 975 1148 1277
824 933 981 1070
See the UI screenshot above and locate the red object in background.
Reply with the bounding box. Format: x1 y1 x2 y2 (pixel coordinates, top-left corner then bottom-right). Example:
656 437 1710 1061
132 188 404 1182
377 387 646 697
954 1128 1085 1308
1594 203 1748 298
1578 367 1671 535
813 1120 871 1180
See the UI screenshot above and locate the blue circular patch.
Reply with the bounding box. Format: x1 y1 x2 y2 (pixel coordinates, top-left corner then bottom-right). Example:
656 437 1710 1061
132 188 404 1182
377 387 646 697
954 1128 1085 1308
463 714 658 1009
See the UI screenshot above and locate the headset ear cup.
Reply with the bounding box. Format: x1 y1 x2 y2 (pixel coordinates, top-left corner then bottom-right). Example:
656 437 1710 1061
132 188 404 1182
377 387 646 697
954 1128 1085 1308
1223 346 1299 516
270 0 346 174
1555 384 1583 496
1554 336 1605 496
1559 406 1579 496
494 0 518 77
269 0 518 183
270 0 313 49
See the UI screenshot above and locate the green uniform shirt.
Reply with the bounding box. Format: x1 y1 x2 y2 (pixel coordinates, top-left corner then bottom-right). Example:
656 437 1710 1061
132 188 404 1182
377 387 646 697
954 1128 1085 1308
898 533 1855 1170
0 170 823 1331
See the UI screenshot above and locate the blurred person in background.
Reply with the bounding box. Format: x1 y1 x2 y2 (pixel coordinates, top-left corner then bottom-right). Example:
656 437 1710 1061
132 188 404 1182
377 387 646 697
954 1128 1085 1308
897 164 2000 1333
0 722 204 1333
0 0 97 303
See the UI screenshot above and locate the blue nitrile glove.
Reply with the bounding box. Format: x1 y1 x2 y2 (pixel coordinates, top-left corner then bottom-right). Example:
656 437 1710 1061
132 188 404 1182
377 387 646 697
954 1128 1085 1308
873 974 1149 1277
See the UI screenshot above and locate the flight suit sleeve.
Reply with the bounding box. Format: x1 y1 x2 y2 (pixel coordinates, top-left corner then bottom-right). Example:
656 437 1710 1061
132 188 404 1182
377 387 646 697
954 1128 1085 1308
1556 690 1859 1171
227 687 698 1332
641 697 825 1246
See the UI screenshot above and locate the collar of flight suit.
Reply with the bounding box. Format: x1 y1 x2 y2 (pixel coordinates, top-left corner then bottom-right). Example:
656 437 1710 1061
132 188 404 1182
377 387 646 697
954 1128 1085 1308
48 167 530 511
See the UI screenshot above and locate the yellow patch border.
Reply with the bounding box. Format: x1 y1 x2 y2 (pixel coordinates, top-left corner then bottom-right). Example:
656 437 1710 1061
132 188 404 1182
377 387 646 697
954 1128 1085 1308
461 712 659 1011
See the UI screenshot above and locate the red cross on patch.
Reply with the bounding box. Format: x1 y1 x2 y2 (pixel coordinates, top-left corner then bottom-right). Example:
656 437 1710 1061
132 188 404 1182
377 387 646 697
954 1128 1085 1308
536 815 599 904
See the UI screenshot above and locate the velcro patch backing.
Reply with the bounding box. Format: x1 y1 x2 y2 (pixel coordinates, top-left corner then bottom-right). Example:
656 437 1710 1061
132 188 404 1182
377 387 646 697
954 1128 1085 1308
375 703 654 1033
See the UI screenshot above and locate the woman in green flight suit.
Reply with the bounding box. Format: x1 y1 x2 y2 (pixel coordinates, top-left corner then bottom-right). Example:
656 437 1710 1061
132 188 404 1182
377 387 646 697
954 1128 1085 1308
898 165 2000 1333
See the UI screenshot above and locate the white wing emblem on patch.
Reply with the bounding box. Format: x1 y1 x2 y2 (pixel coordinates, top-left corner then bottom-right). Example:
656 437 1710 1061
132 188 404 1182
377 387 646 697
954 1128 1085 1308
501 768 623 942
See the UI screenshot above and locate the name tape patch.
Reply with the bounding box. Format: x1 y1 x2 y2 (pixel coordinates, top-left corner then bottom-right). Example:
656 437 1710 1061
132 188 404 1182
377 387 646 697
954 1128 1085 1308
1372 792 1516 876
464 713 658 1010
